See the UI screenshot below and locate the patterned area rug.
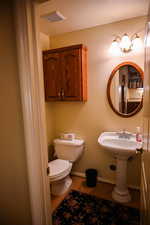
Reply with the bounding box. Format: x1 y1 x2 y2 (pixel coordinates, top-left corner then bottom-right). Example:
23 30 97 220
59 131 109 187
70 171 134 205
53 190 140 225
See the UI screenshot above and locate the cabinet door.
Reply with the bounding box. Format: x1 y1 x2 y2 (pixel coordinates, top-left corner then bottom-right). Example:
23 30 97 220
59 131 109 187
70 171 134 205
61 49 82 101
43 52 61 101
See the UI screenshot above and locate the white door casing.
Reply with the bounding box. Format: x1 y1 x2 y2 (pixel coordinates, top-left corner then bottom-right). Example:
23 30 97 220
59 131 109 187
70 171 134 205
14 0 51 225
141 11 150 225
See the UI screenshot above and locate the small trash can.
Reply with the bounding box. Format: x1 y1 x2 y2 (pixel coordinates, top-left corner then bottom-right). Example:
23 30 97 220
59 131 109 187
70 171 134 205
85 168 98 187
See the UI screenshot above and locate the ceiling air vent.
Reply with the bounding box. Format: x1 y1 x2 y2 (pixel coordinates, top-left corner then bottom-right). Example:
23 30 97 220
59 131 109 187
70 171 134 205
41 11 66 22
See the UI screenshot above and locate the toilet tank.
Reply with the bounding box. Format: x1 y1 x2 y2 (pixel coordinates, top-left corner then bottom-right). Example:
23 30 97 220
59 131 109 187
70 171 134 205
54 139 84 162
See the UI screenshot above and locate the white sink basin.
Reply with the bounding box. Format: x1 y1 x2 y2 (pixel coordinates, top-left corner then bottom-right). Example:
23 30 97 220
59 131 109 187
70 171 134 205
98 132 141 158
98 131 142 203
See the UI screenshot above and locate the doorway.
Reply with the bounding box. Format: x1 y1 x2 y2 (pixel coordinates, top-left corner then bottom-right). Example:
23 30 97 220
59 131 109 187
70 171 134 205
15 0 150 225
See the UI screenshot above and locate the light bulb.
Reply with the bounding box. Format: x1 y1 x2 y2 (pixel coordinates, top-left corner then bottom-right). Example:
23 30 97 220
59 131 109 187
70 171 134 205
132 34 142 52
109 39 121 56
120 34 131 52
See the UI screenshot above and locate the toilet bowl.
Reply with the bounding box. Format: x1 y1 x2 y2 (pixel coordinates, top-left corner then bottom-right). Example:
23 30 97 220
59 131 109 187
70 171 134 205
48 159 72 196
48 138 84 196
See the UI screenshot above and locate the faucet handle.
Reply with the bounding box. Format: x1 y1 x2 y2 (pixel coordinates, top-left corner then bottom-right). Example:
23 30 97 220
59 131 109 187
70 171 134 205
122 128 126 133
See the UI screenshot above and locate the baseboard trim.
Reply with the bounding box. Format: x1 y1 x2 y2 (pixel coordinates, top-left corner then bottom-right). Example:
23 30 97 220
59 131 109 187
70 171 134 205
71 171 140 191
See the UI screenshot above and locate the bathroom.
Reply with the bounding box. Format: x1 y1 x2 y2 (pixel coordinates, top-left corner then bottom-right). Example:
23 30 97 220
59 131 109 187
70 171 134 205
38 1 148 224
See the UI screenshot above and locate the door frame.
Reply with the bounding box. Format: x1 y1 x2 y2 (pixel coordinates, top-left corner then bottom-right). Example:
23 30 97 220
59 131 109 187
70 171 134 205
14 1 51 225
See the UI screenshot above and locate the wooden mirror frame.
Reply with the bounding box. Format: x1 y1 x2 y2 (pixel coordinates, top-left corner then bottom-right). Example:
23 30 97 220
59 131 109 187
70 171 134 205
107 62 144 118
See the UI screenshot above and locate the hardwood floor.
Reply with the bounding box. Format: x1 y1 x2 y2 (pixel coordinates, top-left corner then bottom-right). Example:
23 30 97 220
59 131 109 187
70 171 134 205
51 175 140 213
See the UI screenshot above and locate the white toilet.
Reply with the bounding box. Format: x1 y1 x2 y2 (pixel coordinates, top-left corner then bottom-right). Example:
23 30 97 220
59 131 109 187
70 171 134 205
48 138 84 196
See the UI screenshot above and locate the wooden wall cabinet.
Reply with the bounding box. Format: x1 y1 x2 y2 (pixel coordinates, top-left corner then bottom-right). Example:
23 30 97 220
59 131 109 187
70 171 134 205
43 44 87 101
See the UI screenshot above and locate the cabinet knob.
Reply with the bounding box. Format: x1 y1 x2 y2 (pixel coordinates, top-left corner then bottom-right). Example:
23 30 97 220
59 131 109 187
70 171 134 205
61 89 64 97
136 147 143 154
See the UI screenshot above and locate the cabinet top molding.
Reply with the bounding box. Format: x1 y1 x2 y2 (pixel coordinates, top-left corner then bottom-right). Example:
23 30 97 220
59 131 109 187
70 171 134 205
43 44 87 54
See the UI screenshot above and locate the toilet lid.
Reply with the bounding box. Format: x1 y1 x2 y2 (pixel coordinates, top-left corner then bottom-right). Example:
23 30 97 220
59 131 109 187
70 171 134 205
54 139 84 146
48 159 70 177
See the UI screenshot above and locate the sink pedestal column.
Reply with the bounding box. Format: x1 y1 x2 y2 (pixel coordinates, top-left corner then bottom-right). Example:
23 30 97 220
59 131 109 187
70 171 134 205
112 156 131 203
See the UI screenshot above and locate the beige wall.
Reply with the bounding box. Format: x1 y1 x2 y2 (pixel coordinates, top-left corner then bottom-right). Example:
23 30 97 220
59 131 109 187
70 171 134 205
0 1 31 224
40 32 54 146
40 32 50 51
46 16 146 187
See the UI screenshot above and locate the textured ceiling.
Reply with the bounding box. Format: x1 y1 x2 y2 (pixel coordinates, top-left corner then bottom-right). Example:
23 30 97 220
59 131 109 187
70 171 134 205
39 0 149 35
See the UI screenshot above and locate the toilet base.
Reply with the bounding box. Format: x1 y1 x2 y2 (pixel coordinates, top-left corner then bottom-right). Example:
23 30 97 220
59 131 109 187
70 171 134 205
51 175 72 196
112 187 131 203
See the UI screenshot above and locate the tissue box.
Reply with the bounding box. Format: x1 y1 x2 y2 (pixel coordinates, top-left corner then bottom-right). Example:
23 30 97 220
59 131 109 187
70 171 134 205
60 133 75 140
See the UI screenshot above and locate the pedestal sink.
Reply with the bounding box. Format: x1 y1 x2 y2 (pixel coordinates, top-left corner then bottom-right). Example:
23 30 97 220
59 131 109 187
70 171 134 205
98 132 142 203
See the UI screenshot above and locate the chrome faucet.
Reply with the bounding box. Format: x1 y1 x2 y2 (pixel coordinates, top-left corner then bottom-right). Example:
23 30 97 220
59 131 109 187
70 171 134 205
116 129 132 139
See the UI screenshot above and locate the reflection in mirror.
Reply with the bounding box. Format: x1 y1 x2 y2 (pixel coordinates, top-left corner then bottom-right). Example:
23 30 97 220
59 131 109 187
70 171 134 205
108 62 144 117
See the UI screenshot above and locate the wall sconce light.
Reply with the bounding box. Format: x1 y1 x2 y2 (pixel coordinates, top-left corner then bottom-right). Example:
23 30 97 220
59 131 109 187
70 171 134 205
110 33 142 54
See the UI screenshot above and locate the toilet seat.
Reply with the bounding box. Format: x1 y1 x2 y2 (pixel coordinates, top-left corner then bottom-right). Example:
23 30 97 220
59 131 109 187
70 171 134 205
48 159 72 182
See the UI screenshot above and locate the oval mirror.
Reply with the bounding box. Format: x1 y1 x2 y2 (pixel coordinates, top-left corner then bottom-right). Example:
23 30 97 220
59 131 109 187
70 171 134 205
107 62 144 117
